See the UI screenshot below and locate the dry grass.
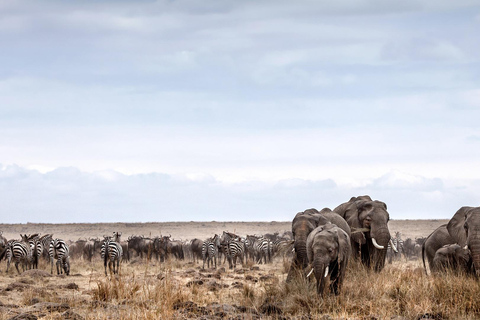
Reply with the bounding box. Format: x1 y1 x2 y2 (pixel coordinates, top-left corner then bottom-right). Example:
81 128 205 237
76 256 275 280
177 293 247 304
1 256 480 319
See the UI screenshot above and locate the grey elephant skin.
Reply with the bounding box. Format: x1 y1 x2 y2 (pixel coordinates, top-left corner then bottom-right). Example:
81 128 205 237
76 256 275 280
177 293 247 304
432 244 472 275
333 195 391 272
423 206 480 275
307 224 351 296
286 208 350 282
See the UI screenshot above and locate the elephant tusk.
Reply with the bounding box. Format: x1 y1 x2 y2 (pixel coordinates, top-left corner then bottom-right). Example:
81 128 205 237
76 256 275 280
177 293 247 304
307 268 314 278
372 238 384 249
464 245 469 250
324 266 329 278
389 239 398 253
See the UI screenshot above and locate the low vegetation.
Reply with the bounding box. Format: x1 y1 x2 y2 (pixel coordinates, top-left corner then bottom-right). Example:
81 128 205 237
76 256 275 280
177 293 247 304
1 256 479 319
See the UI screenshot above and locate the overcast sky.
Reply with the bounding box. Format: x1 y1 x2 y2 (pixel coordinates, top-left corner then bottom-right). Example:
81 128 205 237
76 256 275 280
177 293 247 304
1 0 479 223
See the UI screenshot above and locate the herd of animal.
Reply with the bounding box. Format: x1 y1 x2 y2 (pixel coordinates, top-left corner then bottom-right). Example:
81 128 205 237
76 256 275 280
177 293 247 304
0 195 479 297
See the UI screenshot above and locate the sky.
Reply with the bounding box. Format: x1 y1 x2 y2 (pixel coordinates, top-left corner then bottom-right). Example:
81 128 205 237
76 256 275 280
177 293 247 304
1 0 480 223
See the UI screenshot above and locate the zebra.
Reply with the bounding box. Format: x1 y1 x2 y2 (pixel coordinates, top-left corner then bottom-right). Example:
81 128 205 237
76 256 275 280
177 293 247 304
253 236 271 264
49 238 70 275
25 234 42 269
101 233 123 276
39 234 54 261
225 237 246 269
202 234 220 269
3 236 33 274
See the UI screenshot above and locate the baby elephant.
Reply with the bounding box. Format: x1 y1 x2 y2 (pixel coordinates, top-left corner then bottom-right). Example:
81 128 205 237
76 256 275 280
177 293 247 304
307 223 351 296
432 244 472 274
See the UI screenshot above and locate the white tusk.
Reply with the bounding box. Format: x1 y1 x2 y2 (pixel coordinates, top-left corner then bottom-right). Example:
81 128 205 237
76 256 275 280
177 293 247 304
464 245 469 250
372 238 384 249
324 266 329 278
307 268 314 277
389 239 398 253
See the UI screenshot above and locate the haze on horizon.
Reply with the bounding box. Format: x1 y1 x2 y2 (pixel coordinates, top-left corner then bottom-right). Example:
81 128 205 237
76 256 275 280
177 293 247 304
1 1 479 223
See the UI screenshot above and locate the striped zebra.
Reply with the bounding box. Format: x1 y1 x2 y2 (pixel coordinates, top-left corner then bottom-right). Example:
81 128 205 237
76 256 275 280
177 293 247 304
225 237 246 269
101 233 123 276
25 234 42 269
220 231 239 264
3 236 33 274
39 234 53 261
253 237 271 264
50 238 70 275
202 234 220 269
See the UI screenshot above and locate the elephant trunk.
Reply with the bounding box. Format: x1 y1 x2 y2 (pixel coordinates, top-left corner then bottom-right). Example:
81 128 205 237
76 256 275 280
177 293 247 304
370 226 391 248
314 260 329 296
469 239 480 276
294 239 309 269
370 225 390 272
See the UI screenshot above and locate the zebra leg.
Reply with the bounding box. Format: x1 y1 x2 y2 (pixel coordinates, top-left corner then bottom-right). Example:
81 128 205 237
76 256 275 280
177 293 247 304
65 257 70 276
57 259 62 275
15 261 21 274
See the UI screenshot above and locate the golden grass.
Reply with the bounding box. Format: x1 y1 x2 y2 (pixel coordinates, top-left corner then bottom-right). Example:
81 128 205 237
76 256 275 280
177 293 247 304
1 256 480 319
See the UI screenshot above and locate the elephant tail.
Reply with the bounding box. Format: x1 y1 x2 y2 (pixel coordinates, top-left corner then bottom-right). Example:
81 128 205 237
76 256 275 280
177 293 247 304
422 242 428 276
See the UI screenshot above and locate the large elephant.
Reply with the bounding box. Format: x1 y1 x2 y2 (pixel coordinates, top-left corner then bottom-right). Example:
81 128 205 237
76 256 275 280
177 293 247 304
423 206 480 276
306 224 351 296
286 208 349 282
333 195 392 272
432 244 472 275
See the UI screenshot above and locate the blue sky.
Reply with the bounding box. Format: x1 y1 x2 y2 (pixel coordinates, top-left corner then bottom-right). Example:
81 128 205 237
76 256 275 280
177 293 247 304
1 0 479 223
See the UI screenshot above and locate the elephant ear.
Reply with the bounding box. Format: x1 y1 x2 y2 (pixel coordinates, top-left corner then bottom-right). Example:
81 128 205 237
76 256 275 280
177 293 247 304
336 228 351 263
447 206 473 246
343 200 370 245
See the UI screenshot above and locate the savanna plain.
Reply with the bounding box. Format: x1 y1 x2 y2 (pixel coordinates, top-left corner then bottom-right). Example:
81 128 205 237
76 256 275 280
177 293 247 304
1 219 479 320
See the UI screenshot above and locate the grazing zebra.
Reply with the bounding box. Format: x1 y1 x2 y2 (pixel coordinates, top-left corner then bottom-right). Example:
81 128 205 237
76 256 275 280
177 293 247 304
202 234 220 269
225 237 246 269
101 233 123 276
4 236 33 274
49 238 70 275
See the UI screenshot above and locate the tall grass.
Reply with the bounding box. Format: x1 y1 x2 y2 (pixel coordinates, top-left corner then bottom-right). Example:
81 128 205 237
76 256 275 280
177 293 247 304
2 256 480 319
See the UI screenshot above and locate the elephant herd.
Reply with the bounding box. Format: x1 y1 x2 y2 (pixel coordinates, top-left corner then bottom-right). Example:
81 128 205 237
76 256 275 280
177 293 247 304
287 195 480 297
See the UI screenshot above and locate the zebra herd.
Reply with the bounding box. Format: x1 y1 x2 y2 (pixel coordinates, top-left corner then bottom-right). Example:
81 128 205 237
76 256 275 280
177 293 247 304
0 230 292 276
0 232 70 275
199 231 292 270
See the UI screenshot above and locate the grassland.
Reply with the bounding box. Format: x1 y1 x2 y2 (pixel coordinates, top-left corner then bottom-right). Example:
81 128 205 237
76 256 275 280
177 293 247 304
2 219 477 320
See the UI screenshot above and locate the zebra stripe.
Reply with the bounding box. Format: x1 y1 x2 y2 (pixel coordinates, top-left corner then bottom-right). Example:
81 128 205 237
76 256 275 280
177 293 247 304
226 237 245 269
202 234 219 269
102 235 123 276
6 238 33 274
253 237 271 264
50 238 70 275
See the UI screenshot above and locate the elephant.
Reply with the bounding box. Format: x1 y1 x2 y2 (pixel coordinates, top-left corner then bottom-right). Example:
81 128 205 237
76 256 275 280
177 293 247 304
432 244 472 275
286 207 350 282
306 223 351 296
422 224 454 275
333 195 393 272
423 206 480 276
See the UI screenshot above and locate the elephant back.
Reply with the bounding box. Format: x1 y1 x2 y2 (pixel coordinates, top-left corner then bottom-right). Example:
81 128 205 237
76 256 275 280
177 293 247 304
318 208 351 237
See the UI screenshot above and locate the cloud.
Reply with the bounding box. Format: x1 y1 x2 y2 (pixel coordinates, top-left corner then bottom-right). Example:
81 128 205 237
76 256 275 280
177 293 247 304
0 164 478 223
